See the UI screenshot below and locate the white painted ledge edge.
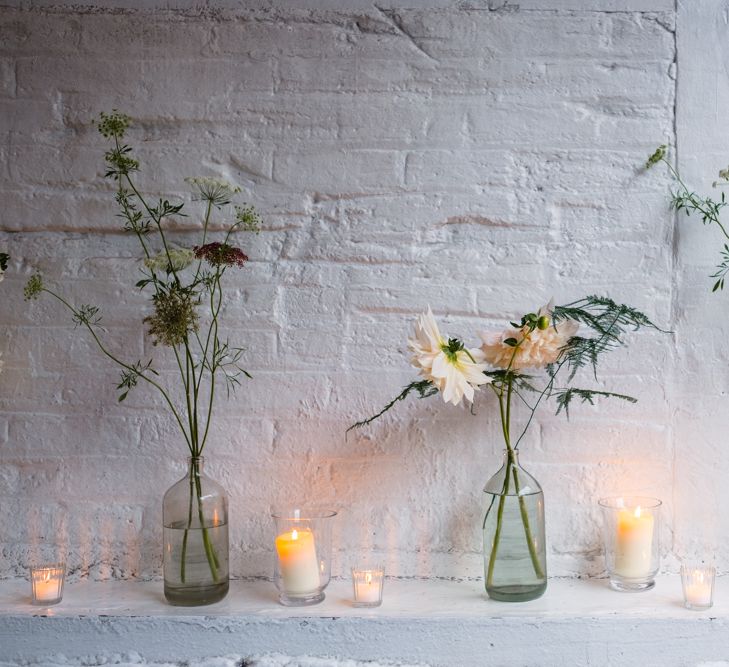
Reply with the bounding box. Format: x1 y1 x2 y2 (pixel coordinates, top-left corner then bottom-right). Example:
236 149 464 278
0 577 727 667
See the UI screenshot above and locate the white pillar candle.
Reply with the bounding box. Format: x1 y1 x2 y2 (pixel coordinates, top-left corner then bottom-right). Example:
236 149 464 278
614 505 654 578
275 528 320 594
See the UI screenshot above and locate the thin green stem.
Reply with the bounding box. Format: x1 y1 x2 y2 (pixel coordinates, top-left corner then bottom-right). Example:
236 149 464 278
200 273 223 452
193 464 220 580
511 465 545 579
42 288 192 450
486 454 511 587
180 469 195 583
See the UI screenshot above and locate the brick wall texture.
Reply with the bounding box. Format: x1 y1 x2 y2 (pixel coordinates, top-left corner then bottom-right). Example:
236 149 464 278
1 0 726 582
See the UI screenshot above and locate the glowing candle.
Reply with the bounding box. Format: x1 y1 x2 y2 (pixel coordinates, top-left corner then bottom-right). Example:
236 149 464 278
682 564 715 610
30 565 65 605
352 567 384 607
614 505 654 578
275 528 320 594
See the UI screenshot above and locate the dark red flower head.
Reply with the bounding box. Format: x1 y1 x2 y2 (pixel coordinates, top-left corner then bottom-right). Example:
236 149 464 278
194 242 248 268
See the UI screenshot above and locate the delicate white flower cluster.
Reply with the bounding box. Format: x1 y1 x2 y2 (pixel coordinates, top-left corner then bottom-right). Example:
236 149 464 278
408 303 579 407
144 248 195 273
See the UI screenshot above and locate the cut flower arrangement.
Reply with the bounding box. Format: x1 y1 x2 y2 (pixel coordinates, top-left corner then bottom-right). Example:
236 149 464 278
23 112 261 606
352 297 666 601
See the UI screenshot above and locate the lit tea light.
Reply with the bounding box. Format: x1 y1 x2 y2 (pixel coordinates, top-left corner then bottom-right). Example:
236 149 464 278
30 564 65 606
352 566 385 607
681 563 715 610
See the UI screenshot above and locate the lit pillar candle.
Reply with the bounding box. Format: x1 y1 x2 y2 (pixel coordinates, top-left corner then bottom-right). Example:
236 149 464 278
275 528 320 594
614 505 654 578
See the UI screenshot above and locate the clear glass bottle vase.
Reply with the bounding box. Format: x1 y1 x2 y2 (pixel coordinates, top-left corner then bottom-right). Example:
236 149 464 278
163 456 229 606
483 449 547 602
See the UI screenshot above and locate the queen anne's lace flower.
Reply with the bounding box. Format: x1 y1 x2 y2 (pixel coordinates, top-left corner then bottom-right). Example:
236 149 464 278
185 177 241 207
408 307 490 406
194 242 248 268
144 289 199 347
144 248 194 273
480 302 579 370
23 274 43 301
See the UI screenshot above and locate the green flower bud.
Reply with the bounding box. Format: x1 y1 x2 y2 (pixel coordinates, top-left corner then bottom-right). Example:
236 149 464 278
537 315 550 330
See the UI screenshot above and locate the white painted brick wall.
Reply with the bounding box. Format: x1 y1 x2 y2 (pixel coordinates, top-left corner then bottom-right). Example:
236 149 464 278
0 0 722 584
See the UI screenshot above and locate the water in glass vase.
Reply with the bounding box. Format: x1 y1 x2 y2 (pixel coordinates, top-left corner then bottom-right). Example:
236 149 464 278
483 449 547 602
162 456 230 606
163 522 229 606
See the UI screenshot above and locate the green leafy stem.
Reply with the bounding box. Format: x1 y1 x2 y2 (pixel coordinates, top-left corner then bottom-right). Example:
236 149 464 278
647 144 729 292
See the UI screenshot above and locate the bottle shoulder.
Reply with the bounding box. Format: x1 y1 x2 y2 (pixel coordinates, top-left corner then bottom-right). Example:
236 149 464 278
483 462 543 496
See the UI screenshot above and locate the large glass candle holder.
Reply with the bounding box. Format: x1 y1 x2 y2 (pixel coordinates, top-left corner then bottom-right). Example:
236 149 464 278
599 496 661 592
30 564 65 605
272 508 336 606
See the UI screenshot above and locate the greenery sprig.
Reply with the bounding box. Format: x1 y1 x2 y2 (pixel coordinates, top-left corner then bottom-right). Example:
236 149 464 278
647 144 729 291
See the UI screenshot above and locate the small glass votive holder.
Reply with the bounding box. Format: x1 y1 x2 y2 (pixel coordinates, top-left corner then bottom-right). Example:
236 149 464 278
681 563 715 610
598 496 662 592
351 565 385 608
272 508 337 607
30 564 65 605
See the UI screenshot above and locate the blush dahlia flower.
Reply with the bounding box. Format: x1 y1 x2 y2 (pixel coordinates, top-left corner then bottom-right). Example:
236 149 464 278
408 307 490 406
480 301 579 370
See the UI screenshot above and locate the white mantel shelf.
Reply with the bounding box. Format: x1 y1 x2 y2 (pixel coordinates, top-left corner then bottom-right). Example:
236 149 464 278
1 577 727 666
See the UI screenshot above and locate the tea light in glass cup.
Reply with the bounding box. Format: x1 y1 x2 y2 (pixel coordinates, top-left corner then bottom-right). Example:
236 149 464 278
681 563 715 611
30 564 65 605
352 565 385 607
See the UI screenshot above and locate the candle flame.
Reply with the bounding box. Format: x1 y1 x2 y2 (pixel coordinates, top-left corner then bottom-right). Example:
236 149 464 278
42 571 51 584
634 506 642 518
292 529 298 540
365 572 372 585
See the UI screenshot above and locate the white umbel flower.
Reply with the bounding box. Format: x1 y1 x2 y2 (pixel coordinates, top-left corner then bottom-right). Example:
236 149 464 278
144 248 195 273
408 307 491 406
480 301 579 370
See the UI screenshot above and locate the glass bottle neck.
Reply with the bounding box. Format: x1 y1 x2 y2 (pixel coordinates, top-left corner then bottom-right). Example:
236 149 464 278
187 456 205 474
502 449 519 466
